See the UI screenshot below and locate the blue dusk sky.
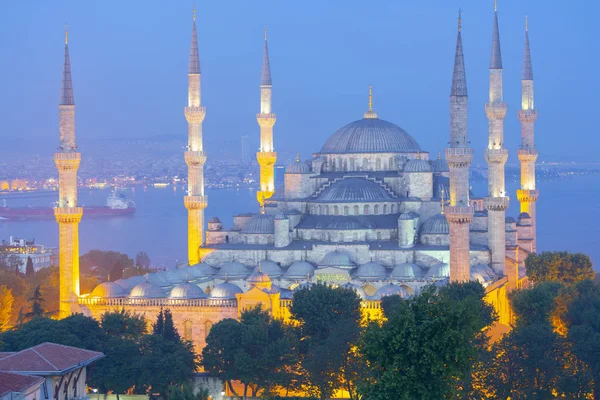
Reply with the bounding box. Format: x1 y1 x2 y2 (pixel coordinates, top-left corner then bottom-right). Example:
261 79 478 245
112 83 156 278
0 0 597 163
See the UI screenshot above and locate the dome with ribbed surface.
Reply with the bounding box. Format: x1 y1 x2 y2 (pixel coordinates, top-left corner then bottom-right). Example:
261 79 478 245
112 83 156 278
208 217 221 223
340 282 368 299
426 263 450 278
391 263 421 279
431 157 449 173
398 212 415 220
320 117 421 154
170 283 206 299
255 261 283 278
130 281 165 299
285 261 315 279
286 159 312 174
313 178 397 203
218 262 251 279
421 214 450 235
374 283 410 299
91 282 127 298
404 158 433 173
210 282 243 299
320 250 355 268
353 262 388 281
242 213 275 234
114 275 145 291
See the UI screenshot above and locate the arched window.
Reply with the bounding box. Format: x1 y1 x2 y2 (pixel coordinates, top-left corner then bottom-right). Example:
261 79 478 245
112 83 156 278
383 204 388 214
352 233 358 242
337 158 343 170
354 205 359 215
183 320 192 342
344 206 349 216
350 158 356 170
362 158 369 171
436 237 442 245
254 237 259 244
334 205 339 215
343 159 348 171
339 232 344 242
364 205 369 214
376 158 381 171
377 232 382 240
319 205 323 214
374 204 380 215
391 204 396 213
389 157 396 170
324 206 329 215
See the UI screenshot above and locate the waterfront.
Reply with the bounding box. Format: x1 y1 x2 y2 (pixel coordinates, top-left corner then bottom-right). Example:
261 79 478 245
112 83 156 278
1 174 599 269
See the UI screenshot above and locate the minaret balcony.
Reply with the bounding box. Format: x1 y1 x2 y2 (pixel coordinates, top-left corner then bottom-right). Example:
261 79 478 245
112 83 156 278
484 148 509 164
516 189 539 204
485 102 508 120
444 148 473 168
518 109 538 123
256 151 277 165
256 114 277 127
184 195 208 210
184 106 206 124
54 207 83 223
54 152 81 171
185 151 207 166
445 205 474 224
517 148 538 163
484 196 510 212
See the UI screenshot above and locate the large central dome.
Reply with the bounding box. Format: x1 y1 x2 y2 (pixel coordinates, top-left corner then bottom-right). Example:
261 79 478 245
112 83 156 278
319 116 421 154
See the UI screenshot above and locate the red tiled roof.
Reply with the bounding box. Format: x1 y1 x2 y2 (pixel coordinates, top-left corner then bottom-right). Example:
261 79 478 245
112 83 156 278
0 353 15 360
0 371 44 397
0 343 104 375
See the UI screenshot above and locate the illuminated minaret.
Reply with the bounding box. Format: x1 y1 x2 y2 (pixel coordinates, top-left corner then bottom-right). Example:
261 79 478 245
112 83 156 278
256 27 276 207
516 17 539 252
445 11 474 282
55 25 82 317
184 7 207 265
484 1 510 274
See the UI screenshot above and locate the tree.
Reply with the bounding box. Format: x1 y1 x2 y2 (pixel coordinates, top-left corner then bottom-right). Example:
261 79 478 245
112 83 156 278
25 257 34 277
165 383 209 400
25 285 45 320
290 283 362 400
80 250 134 278
565 280 600 399
136 251 151 269
7 254 23 275
0 286 14 332
525 251 594 285
153 308 165 336
202 319 244 397
359 283 495 400
100 308 146 339
163 309 181 343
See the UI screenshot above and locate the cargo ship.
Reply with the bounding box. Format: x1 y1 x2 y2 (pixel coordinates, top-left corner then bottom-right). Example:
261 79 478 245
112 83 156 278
0 191 135 220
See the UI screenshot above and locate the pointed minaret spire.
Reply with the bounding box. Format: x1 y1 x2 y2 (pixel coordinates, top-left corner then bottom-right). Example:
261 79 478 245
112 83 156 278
364 85 378 119
490 3 503 69
60 24 74 106
522 17 533 80
261 26 272 86
188 6 200 75
451 10 467 97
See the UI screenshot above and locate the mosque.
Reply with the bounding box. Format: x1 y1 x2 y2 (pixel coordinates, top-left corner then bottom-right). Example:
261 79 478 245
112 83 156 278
53 5 538 356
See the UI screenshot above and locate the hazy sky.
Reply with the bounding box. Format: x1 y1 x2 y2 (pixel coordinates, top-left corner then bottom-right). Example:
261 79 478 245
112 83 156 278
0 0 597 163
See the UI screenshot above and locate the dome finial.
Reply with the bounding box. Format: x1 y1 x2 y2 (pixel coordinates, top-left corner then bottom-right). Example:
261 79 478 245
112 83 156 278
264 25 267 41
296 153 301 162
363 85 378 119
525 15 528 31
64 24 69 44
193 4 196 22
494 0 497 12
458 9 462 32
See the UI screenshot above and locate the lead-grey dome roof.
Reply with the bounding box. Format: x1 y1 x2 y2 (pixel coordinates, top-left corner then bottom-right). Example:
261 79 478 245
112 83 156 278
374 283 410 299
426 263 450 278
130 281 165 299
286 158 312 174
91 282 127 298
353 262 388 281
218 262 251 279
421 214 450 235
170 282 206 299
431 157 449 173
404 158 433 173
313 178 398 203
256 261 283 278
242 214 275 234
320 250 354 268
340 282 368 299
320 117 421 154
284 261 315 279
210 282 243 299
391 263 422 279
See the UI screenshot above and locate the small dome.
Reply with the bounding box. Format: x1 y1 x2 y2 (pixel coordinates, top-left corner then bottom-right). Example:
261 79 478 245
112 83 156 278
247 268 272 289
285 157 312 174
340 282 368 299
218 262 251 279
375 283 410 299
242 213 275 234
426 263 450 279
353 262 388 281
274 212 288 220
470 264 497 285
391 263 421 279
398 212 415 220
313 178 398 203
285 261 315 279
210 282 243 299
114 275 145 291
431 156 449 173
130 281 165 299
91 282 127 298
320 250 355 269
189 263 217 278
421 214 450 235
170 282 206 299
404 158 433 173
255 261 283 278
208 217 221 223
518 212 531 220
505 217 516 223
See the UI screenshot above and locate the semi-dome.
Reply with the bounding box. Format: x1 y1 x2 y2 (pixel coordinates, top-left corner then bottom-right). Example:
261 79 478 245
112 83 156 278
313 178 398 203
426 263 450 279
319 117 421 154
421 214 450 235
210 282 243 299
218 262 251 279
470 264 497 285
404 158 433 173
391 263 421 279
242 213 275 234
320 250 355 269
91 281 127 298
374 283 410 299
286 156 312 174
130 281 165 299
353 262 388 281
285 261 315 279
255 261 283 278
169 282 206 299
431 156 449 173
340 282 368 299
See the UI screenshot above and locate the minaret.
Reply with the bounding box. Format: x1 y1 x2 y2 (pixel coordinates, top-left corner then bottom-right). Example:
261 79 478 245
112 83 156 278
445 10 474 282
256 27 277 207
484 1 510 274
184 7 207 265
516 17 539 252
55 25 82 317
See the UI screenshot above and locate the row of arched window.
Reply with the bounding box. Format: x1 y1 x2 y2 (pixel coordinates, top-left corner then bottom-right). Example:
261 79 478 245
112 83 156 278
309 203 398 216
297 230 394 242
328 156 398 172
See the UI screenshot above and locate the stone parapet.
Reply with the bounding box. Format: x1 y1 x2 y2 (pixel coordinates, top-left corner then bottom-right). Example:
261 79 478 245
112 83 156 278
516 189 539 204
445 206 474 224
256 114 277 127
518 109 538 123
184 106 206 123
256 151 277 166
184 151 207 166
54 152 81 171
485 102 508 120
484 148 509 164
444 147 473 168
184 195 208 210
54 207 83 223
484 196 510 211
517 148 538 162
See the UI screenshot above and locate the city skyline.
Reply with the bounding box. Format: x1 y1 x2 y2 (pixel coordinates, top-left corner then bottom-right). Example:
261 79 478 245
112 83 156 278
0 0 596 163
